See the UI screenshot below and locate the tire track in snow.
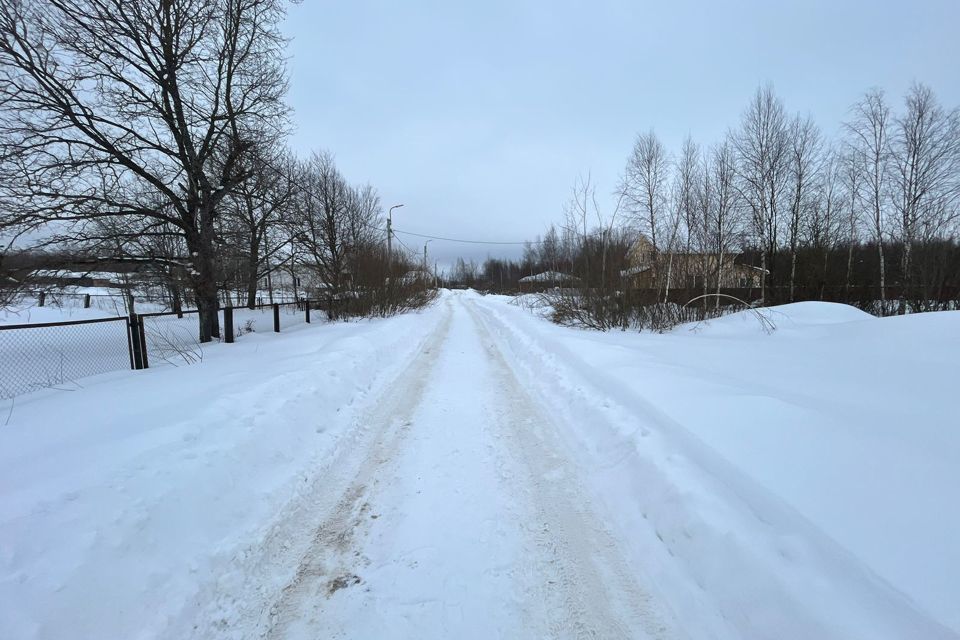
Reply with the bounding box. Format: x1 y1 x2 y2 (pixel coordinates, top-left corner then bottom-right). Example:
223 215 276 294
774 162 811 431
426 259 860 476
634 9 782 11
464 298 681 640
261 300 454 639
195 292 677 639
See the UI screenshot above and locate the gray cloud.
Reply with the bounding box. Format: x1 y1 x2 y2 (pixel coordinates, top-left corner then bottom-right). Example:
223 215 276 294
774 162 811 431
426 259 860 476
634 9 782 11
282 0 960 270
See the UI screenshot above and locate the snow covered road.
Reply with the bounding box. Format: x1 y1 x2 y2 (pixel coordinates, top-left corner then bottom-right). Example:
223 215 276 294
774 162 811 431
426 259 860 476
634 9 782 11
3 290 958 639
257 293 673 639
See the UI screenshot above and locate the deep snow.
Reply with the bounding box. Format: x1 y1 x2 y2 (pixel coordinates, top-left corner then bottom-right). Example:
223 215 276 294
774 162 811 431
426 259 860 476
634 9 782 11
0 310 443 639
1 291 958 638
478 295 960 635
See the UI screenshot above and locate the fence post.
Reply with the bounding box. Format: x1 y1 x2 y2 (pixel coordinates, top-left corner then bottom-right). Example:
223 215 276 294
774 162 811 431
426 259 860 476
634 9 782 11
273 303 280 333
138 316 149 369
224 306 234 343
305 299 310 324
38 292 45 307
128 313 147 370
126 316 136 370
83 294 91 308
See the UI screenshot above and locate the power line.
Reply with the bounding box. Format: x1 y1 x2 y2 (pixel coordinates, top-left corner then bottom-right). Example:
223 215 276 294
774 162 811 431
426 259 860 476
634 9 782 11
392 233 417 256
255 154 546 247
392 228 543 245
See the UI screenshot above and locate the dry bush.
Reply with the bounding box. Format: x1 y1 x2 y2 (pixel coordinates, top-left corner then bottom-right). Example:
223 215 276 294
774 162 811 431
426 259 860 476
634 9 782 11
322 247 437 320
547 287 756 333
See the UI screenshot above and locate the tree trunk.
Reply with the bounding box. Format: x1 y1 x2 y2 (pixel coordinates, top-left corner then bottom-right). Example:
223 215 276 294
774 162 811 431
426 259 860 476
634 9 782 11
789 246 797 302
760 250 768 305
821 247 830 301
190 219 221 343
845 242 854 299
899 240 912 315
170 277 183 317
196 280 219 343
245 238 260 309
877 239 887 313
663 253 674 304
125 287 136 315
715 250 724 311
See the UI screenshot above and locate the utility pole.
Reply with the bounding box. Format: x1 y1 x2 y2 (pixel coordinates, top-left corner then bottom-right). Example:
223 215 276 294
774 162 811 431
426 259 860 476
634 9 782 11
423 239 432 272
388 204 403 263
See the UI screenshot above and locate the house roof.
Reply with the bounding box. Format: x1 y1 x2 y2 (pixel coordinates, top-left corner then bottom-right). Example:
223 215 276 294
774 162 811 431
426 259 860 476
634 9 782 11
620 265 652 277
518 271 576 283
31 269 125 282
629 234 655 251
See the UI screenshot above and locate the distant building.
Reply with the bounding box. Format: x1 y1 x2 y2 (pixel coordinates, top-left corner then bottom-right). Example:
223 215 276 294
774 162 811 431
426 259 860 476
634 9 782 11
621 236 763 290
518 271 578 285
30 270 126 288
517 271 580 293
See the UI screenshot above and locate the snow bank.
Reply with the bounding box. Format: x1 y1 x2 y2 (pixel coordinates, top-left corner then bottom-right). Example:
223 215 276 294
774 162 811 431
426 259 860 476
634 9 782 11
678 300 876 336
471 293 960 637
0 305 444 639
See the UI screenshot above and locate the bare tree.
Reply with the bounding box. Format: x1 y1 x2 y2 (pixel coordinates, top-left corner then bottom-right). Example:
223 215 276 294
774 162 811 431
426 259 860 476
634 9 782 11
345 183 383 252
342 182 384 288
291 152 355 296
0 244 29 309
622 130 670 252
844 88 891 308
807 147 844 296
705 138 743 305
0 0 290 341
538 225 562 274
553 174 629 329
671 136 701 296
563 173 600 284
840 149 864 296
786 114 823 300
733 85 790 303
221 146 295 308
889 83 960 312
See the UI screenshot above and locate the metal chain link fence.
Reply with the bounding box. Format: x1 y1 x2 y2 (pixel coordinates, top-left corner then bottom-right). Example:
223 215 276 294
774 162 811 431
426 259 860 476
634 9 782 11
1 301 317 402
140 311 204 366
0 317 132 400
228 301 310 339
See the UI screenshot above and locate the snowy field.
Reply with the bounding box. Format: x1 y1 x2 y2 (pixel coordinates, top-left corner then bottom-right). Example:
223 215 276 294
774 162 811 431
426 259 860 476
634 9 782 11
0 298 311 399
1 291 957 639
0 291 168 326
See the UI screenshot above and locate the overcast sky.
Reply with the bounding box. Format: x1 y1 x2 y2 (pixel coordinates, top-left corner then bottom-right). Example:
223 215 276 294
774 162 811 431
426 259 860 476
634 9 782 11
282 0 960 270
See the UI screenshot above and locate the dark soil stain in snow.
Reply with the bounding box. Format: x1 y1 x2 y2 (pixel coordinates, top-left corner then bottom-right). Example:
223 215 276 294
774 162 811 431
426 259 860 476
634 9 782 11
326 573 362 597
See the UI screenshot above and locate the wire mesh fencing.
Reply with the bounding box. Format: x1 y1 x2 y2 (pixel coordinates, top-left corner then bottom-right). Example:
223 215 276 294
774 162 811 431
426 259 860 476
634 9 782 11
1 300 319 402
0 317 132 400
24 289 161 315
140 311 204 366
230 305 277 336
276 300 309 331
226 301 312 340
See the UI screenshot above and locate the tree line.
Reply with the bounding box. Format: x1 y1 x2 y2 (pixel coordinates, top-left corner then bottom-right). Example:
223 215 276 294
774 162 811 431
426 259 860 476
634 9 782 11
0 0 431 341
453 83 960 327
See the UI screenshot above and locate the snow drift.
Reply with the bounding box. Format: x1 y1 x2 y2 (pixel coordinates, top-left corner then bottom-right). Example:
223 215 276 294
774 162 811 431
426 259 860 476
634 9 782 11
472 295 960 637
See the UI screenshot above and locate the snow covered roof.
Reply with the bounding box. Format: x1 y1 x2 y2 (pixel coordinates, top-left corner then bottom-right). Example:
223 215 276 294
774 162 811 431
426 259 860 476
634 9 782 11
620 265 652 277
519 271 576 283
31 269 126 283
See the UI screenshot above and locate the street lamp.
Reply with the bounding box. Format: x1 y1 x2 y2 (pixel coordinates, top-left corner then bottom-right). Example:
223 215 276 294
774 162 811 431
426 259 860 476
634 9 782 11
387 204 404 262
